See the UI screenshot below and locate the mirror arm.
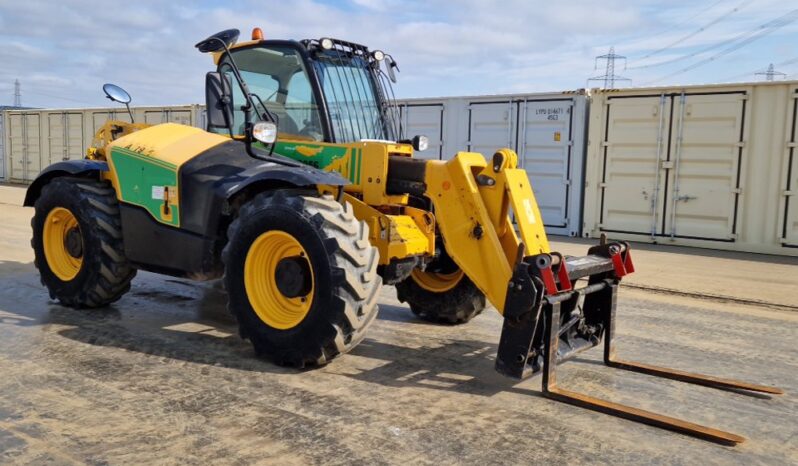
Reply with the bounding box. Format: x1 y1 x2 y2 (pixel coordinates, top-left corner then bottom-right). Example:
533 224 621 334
124 102 135 123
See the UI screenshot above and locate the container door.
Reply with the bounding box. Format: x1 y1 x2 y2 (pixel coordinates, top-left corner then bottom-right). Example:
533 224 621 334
92 111 131 134
518 100 573 228
0 114 5 180
663 93 746 240
8 113 41 182
400 104 443 160
468 101 516 157
783 89 798 247
144 109 192 126
48 113 84 164
599 95 671 235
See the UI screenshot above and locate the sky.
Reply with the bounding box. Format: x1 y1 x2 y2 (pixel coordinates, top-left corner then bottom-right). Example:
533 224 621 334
0 0 796 108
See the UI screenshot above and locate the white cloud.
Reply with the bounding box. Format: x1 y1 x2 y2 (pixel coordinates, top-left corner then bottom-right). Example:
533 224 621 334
0 0 795 107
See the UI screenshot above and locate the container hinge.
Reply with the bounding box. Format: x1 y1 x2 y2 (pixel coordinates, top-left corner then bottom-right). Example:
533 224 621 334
601 141 610 147
598 182 607 188
728 233 738 240
563 179 571 186
661 161 675 169
731 188 742 194
787 142 797 148
784 190 796 197
739 94 750 101
735 141 746 148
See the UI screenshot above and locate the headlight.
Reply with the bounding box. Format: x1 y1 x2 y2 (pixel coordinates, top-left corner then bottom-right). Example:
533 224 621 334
372 50 385 61
413 135 429 152
253 121 277 144
320 38 333 50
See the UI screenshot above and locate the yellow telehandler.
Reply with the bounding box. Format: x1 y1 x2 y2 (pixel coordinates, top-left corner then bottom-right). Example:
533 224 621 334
24 28 781 445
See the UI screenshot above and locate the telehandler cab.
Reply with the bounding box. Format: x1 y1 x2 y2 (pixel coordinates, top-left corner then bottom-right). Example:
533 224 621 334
25 28 781 445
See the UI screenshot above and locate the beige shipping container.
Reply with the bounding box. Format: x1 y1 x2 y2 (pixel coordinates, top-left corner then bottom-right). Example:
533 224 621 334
3 105 203 183
582 80 798 256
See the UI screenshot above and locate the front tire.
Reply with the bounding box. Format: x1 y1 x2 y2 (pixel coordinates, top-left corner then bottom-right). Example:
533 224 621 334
223 191 381 367
31 177 136 308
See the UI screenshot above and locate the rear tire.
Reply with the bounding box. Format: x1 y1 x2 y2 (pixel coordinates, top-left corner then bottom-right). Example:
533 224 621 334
222 191 381 367
31 177 136 308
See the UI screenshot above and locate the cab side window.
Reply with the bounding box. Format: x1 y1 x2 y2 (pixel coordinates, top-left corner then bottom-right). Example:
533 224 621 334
214 45 324 142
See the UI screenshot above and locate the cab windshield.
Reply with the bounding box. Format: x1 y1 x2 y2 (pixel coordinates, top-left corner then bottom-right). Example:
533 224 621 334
220 45 324 141
312 52 395 142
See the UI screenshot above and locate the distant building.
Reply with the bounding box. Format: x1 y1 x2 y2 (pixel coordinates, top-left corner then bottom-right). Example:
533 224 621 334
0 105 34 111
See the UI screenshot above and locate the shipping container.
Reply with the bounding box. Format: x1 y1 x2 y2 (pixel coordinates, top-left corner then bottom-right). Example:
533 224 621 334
0 113 4 180
397 91 589 236
583 80 798 256
2 105 203 183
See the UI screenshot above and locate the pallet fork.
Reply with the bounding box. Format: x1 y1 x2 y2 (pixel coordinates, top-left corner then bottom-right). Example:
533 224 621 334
495 238 783 445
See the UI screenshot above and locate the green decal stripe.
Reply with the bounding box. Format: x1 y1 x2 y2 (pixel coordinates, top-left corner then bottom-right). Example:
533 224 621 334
349 149 357 183
109 146 180 227
112 146 177 170
356 149 362 184
269 141 348 169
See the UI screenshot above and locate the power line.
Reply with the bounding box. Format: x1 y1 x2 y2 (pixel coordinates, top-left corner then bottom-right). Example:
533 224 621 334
618 0 728 48
629 7 798 71
635 0 750 61
641 8 798 84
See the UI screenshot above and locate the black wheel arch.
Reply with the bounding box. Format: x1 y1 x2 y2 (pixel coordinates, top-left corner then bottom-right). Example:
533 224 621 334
24 160 108 207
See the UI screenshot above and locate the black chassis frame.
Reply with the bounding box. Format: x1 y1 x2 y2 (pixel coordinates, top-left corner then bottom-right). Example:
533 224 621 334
24 141 349 279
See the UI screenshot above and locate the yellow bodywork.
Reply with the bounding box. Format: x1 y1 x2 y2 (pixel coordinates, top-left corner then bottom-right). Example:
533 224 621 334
343 193 434 265
86 119 552 314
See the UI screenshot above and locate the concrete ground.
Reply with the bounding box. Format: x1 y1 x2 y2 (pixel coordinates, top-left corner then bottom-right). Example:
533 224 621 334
0 183 796 465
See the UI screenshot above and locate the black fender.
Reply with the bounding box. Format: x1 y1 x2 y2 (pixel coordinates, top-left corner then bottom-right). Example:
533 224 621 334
219 163 348 200
178 140 350 238
24 160 108 207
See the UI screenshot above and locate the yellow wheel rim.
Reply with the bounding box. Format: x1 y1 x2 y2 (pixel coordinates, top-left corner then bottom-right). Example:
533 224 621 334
244 231 314 330
411 269 463 293
43 207 83 281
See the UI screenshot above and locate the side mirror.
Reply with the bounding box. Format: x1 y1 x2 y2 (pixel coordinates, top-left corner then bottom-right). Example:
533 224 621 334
103 83 131 104
195 29 240 53
385 56 398 83
205 72 234 131
102 83 134 122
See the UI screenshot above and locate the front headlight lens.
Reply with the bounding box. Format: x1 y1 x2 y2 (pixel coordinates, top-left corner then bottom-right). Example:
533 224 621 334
253 121 277 144
413 135 429 152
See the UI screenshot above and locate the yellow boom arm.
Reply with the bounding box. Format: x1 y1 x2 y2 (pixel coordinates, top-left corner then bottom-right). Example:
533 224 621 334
423 148 550 313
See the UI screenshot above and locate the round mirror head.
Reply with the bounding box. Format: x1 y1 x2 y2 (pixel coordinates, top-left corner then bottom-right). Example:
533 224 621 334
195 29 240 53
102 83 131 104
